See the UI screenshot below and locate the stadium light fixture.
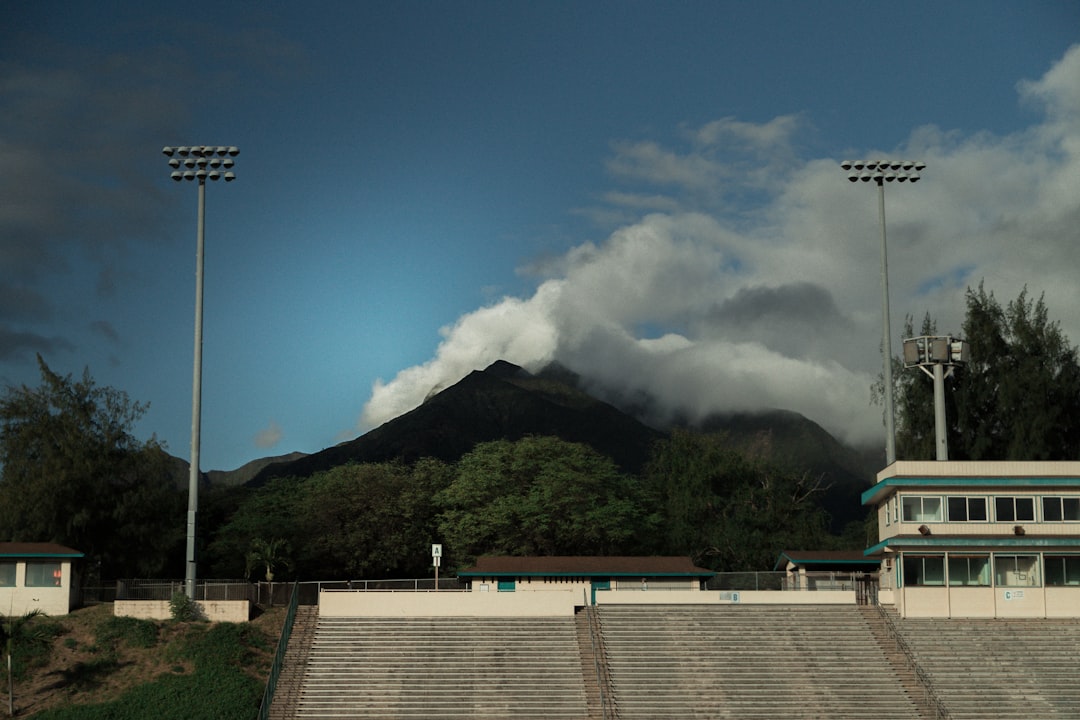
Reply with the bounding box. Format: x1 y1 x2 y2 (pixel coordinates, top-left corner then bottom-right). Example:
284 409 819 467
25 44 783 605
163 145 239 600
902 335 968 461
839 159 926 467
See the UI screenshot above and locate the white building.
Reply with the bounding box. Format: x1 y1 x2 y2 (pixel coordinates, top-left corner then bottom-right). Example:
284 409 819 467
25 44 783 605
864 461 1080 618
0 542 83 616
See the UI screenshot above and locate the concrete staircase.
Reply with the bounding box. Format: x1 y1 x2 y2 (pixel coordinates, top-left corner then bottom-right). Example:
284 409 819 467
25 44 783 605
597 604 926 719
895 616 1080 719
269 605 320 720
294 616 589 719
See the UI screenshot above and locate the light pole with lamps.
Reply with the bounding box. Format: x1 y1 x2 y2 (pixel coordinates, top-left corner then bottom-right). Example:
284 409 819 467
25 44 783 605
162 145 238 600
840 159 925 466
902 335 968 461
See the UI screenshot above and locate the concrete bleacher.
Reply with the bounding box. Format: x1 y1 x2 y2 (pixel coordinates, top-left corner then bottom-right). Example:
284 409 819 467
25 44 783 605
294 615 589 719
894 616 1080 719
597 604 925 720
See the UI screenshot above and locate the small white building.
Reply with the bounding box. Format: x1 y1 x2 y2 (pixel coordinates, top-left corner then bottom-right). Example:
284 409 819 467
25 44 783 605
0 542 84 616
458 556 714 604
864 461 1080 618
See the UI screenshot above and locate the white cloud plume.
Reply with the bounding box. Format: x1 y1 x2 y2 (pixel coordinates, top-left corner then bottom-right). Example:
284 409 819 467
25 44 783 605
360 45 1080 449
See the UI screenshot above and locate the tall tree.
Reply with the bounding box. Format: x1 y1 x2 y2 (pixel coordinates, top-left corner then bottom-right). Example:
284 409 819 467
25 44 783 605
893 284 1080 460
436 436 658 568
645 429 831 570
0 356 183 579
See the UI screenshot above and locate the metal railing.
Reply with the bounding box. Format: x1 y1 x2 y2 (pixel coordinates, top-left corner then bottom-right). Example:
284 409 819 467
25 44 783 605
707 571 871 591
582 590 615 720
110 579 254 602
874 603 951 720
257 582 300 720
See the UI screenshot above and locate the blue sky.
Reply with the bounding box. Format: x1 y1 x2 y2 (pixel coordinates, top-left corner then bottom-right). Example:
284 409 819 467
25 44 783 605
2 1 1078 471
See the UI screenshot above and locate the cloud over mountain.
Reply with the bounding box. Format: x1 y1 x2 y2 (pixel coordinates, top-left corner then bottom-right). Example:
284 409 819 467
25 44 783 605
360 45 1080 449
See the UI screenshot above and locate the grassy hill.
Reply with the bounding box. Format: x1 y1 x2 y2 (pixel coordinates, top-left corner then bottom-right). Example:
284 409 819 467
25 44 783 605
3 604 283 719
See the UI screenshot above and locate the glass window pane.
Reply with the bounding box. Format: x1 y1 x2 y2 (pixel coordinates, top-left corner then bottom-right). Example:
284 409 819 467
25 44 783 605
25 562 62 587
0 563 15 586
1064 498 1080 521
902 497 920 522
948 496 968 521
969 498 987 521
948 556 990 586
922 497 942 522
1015 498 1035 522
996 497 1015 522
1044 497 1063 521
995 555 1040 587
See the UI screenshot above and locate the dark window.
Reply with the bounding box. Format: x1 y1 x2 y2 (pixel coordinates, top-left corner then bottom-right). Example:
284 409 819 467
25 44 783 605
995 497 1035 522
1043 497 1080 522
948 496 987 522
0 563 15 587
903 556 945 586
1045 556 1080 586
25 561 62 587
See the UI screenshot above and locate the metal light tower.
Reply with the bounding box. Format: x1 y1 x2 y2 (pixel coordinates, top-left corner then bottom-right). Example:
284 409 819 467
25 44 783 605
903 335 968 461
163 145 238 600
841 159 925 466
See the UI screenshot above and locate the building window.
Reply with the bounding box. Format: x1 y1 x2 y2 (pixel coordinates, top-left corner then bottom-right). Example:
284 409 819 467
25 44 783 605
948 555 991 586
903 555 945 586
1044 556 1080 586
995 497 1035 523
25 561 62 587
902 496 943 523
994 555 1040 587
1042 497 1080 522
947 496 987 522
0 562 15 587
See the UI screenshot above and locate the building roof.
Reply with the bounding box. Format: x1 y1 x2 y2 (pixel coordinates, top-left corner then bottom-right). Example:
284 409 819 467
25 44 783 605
458 556 715 578
774 550 880 571
864 535 1080 556
0 542 84 558
862 475 1080 506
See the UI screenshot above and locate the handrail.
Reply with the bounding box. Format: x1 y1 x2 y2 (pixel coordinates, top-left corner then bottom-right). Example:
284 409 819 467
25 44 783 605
583 593 616 720
257 582 300 720
874 604 951 720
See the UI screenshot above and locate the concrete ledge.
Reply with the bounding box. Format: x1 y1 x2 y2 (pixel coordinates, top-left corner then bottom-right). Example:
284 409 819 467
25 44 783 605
114 599 250 622
319 589 580 617
598 589 856 605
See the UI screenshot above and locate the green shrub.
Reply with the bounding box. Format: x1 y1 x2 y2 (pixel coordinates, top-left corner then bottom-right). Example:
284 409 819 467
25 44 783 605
168 591 203 622
97 615 159 649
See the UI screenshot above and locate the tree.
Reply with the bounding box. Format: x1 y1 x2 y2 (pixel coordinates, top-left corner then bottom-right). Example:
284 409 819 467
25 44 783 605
644 429 832 571
436 437 658 568
893 284 1080 460
245 537 292 607
0 356 183 579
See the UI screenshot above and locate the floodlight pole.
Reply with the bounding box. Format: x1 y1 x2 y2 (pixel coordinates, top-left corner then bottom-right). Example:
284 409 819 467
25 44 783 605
163 146 238 600
841 160 925 467
902 336 968 461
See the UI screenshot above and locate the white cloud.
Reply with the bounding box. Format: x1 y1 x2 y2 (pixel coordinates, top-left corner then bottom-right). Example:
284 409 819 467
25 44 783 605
254 421 284 449
359 45 1080 450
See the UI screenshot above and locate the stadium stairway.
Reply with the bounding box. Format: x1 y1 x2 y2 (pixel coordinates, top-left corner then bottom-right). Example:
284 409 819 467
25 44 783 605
293 615 590 719
269 605 320 720
597 604 927 720
893 615 1080 720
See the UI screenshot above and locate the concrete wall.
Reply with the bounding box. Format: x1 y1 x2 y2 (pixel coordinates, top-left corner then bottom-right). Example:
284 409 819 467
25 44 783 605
113 599 251 622
897 585 1079 618
320 589 581 617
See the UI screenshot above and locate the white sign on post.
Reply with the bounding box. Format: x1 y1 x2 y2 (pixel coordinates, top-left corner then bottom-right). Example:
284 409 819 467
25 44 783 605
431 544 443 591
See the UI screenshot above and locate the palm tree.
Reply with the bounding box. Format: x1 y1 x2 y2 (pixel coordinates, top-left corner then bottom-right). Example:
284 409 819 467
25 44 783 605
2 609 46 717
245 538 292 608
